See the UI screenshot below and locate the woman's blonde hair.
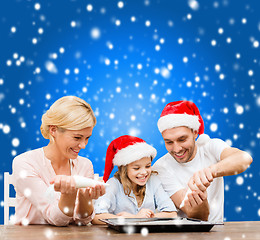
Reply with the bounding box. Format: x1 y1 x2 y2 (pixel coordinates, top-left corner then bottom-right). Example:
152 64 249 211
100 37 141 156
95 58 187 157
114 161 157 204
40 96 96 141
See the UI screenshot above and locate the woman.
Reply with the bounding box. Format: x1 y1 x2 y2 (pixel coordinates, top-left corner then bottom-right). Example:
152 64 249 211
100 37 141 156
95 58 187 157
12 96 105 226
92 135 177 224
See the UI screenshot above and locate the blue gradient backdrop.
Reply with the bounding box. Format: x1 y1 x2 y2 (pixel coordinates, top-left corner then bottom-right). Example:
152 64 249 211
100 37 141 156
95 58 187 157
0 0 259 224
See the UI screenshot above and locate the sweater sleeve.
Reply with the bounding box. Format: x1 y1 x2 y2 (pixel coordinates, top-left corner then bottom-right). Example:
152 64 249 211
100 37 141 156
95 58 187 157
94 178 118 214
13 156 72 226
150 175 177 212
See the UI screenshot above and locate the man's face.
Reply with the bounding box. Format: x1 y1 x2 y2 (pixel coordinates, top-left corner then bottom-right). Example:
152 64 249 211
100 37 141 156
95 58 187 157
162 126 198 163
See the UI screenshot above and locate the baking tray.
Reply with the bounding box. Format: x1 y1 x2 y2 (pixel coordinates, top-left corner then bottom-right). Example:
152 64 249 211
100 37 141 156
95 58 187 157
100 217 223 233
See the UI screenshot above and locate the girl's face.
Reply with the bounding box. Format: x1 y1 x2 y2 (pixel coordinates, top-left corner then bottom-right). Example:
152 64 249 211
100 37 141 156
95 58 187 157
127 157 152 189
51 126 93 160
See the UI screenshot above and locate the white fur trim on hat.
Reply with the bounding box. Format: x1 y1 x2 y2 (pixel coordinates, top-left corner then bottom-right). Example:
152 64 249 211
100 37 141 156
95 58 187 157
113 142 157 166
157 113 200 133
196 134 210 146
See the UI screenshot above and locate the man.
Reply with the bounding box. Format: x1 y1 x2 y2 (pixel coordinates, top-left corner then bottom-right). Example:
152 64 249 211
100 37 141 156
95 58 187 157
153 100 252 222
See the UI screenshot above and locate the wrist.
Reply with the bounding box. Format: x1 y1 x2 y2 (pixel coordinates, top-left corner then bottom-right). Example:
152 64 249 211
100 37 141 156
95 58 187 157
209 165 217 178
59 194 76 216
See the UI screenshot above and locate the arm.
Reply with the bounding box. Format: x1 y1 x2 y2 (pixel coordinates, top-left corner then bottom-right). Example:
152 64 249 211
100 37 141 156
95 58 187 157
76 184 106 218
13 162 73 226
170 188 209 221
152 176 178 216
210 147 252 178
187 148 252 196
91 178 118 225
177 147 252 221
118 209 155 218
52 175 77 217
92 209 156 224
154 211 177 218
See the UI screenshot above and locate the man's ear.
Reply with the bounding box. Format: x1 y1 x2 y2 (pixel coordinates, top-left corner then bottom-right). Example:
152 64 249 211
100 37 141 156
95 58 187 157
193 130 199 140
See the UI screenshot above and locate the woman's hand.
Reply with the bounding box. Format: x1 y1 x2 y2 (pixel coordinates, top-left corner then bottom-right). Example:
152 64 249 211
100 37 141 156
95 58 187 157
78 184 106 200
51 175 77 195
76 184 106 218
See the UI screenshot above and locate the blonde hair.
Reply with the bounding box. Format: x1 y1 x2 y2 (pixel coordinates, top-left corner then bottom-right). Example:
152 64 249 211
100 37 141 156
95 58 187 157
114 163 157 204
40 96 96 141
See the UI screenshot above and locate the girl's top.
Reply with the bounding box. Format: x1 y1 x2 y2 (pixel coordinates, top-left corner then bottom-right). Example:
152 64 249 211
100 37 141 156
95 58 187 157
94 175 176 215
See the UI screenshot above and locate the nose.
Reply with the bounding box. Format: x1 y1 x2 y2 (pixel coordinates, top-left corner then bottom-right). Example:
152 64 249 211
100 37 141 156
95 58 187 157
172 142 182 153
140 168 148 175
78 140 88 149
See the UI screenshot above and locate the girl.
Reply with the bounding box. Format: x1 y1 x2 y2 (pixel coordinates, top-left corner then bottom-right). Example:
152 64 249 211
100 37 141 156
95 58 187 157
12 96 105 226
92 135 177 224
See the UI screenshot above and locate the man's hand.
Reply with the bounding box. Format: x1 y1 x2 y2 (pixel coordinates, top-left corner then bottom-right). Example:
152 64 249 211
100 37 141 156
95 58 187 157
171 187 210 221
188 167 214 192
183 189 208 208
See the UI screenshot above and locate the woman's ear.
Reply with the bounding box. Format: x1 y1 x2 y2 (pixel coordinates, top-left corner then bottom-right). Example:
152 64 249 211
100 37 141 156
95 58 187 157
49 125 57 138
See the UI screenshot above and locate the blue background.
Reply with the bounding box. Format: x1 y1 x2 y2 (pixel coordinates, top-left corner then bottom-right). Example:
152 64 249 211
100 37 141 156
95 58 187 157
0 0 259 224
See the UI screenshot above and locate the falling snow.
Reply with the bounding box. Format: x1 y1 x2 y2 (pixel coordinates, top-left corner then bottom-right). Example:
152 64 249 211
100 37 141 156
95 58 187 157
0 0 259 224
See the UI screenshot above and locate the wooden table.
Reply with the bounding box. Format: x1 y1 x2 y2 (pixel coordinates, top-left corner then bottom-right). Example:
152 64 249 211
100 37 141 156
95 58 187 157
0 222 259 240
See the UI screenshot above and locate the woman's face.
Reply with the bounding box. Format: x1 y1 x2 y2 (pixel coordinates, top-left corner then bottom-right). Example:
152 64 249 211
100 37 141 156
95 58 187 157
127 157 152 189
51 126 93 160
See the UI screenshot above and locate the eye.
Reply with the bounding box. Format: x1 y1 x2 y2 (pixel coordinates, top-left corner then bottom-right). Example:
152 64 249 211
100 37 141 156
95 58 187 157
165 141 173 145
146 165 151 168
178 138 186 142
133 168 139 170
74 137 81 140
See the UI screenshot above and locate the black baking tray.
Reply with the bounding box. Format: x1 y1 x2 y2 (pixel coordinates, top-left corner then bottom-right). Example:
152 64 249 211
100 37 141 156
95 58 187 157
100 217 223 233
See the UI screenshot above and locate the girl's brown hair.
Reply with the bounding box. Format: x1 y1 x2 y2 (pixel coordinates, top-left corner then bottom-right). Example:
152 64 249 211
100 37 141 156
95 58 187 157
114 160 157 205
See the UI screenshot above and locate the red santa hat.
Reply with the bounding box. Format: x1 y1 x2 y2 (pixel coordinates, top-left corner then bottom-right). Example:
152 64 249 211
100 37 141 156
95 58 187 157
103 135 157 182
157 100 210 145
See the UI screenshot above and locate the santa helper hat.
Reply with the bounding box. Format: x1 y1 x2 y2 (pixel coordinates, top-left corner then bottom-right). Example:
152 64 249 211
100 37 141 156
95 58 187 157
103 135 157 182
157 100 210 145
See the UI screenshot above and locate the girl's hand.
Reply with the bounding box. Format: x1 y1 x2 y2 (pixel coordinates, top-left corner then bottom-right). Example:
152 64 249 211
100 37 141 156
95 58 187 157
50 175 77 195
116 212 135 218
136 208 154 218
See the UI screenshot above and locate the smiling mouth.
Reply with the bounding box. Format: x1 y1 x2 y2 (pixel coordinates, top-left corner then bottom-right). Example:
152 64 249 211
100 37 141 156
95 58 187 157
71 148 80 154
174 150 187 158
137 175 148 181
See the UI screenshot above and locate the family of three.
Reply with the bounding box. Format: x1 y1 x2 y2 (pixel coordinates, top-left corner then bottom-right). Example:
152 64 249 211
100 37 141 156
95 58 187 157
12 96 252 226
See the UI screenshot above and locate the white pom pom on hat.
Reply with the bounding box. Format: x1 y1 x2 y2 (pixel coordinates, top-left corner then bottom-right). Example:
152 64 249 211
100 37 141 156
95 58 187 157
196 133 210 146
